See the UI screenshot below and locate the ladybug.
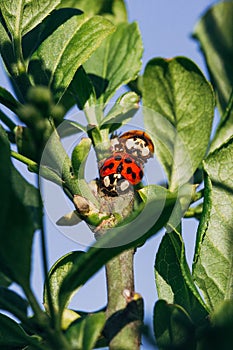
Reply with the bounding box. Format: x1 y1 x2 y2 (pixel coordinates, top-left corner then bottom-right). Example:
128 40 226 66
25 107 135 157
111 130 154 161
99 153 143 196
100 173 132 196
100 153 143 185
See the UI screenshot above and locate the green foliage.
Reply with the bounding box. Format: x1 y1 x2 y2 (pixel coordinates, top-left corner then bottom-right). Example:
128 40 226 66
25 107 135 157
143 57 214 190
99 91 140 131
193 2 233 118
44 251 85 313
193 137 233 309
0 313 39 348
0 272 11 287
84 22 143 106
65 312 106 350
151 3 233 348
71 137 95 201
58 0 128 24
193 2 233 152
153 300 196 350
199 300 233 350
0 86 20 113
0 287 28 316
58 186 176 316
155 230 208 325
29 14 115 102
0 127 37 288
0 0 232 349
0 0 61 36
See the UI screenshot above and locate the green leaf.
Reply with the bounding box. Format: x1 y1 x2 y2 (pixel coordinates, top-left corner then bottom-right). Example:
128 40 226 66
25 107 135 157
71 138 91 180
40 128 68 174
15 126 38 161
58 0 127 24
22 8 83 60
206 300 233 350
11 165 41 230
67 66 97 113
193 137 233 310
71 137 98 205
0 0 61 37
56 120 86 138
211 299 233 332
29 14 115 101
210 88 233 153
100 91 140 132
197 300 233 350
153 300 196 350
65 312 106 350
84 22 143 106
155 230 208 325
0 21 15 75
167 183 195 232
39 125 75 194
58 186 176 315
0 313 36 347
142 57 214 190
0 126 35 288
0 272 11 287
194 2 233 152
0 125 11 221
0 86 20 112
44 251 85 313
0 109 16 132
193 2 233 150
0 287 28 317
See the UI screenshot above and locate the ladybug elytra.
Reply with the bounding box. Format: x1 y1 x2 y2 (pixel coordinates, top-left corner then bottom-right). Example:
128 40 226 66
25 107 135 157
100 153 143 185
111 130 154 160
100 130 154 196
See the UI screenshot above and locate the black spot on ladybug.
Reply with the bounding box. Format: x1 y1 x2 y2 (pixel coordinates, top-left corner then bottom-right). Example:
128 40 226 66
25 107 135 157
125 157 133 164
114 155 122 161
132 172 136 180
117 162 123 173
126 167 132 174
102 162 114 172
139 169 143 179
138 133 149 144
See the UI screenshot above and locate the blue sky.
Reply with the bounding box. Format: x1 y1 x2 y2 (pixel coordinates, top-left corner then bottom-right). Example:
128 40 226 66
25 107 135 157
127 0 216 67
0 1 217 349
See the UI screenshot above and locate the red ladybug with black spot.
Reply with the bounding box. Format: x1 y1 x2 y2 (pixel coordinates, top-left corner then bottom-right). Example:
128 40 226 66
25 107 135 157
100 130 154 196
99 153 144 196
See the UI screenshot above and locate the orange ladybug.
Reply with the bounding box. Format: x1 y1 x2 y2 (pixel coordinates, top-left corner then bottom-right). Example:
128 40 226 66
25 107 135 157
111 130 154 161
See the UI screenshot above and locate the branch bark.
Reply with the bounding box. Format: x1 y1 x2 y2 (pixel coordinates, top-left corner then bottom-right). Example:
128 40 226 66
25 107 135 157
105 249 143 350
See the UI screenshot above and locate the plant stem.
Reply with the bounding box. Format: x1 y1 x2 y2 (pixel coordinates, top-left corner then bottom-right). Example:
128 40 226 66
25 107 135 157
11 150 38 172
105 249 142 350
35 177 71 348
106 250 135 315
96 187 143 348
23 255 71 350
36 176 56 328
23 284 44 318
